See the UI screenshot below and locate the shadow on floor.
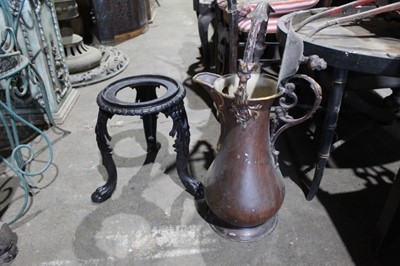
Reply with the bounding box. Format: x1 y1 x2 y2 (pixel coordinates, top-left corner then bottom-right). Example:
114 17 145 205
77 57 399 264
278 89 400 266
0 121 63 226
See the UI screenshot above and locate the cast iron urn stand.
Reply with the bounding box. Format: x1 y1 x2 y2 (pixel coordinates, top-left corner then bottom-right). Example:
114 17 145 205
91 75 203 203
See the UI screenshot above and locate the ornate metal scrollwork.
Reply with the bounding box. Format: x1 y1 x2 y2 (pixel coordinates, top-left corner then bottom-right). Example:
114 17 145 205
165 101 204 199
229 2 270 129
270 74 322 164
0 1 70 226
8 0 71 107
230 60 263 128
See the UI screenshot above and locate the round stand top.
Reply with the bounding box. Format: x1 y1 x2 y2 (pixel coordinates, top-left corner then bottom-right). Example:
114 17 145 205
277 7 400 76
97 75 185 116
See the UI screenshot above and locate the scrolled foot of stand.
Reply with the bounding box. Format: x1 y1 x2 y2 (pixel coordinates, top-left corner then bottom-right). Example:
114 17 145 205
91 181 117 203
195 199 278 242
0 222 18 264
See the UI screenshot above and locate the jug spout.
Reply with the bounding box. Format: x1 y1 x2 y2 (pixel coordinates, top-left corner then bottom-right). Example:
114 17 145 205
192 72 221 95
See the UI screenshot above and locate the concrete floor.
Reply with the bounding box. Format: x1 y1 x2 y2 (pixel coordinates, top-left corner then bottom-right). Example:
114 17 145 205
2 0 400 265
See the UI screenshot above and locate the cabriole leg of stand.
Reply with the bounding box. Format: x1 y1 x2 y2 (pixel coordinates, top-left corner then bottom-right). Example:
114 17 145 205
92 109 117 203
166 102 204 199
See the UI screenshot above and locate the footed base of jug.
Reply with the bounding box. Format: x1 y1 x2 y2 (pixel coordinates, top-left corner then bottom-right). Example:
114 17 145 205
210 214 277 242
196 199 278 242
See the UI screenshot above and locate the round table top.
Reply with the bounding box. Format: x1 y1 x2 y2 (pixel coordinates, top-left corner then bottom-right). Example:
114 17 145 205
277 7 400 76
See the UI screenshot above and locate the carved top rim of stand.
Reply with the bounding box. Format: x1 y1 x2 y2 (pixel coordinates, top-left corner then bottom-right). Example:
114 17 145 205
97 75 185 116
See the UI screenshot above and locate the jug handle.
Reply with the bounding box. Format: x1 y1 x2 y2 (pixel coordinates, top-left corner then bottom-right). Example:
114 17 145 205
270 74 322 162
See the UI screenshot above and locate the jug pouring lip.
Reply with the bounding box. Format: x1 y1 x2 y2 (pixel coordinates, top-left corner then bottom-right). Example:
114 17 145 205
192 72 222 90
214 73 284 102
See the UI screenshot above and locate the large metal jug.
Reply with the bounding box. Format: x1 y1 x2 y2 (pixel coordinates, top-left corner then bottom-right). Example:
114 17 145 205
193 71 321 241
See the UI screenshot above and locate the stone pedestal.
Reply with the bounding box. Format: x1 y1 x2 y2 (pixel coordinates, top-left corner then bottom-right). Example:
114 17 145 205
0 0 78 124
